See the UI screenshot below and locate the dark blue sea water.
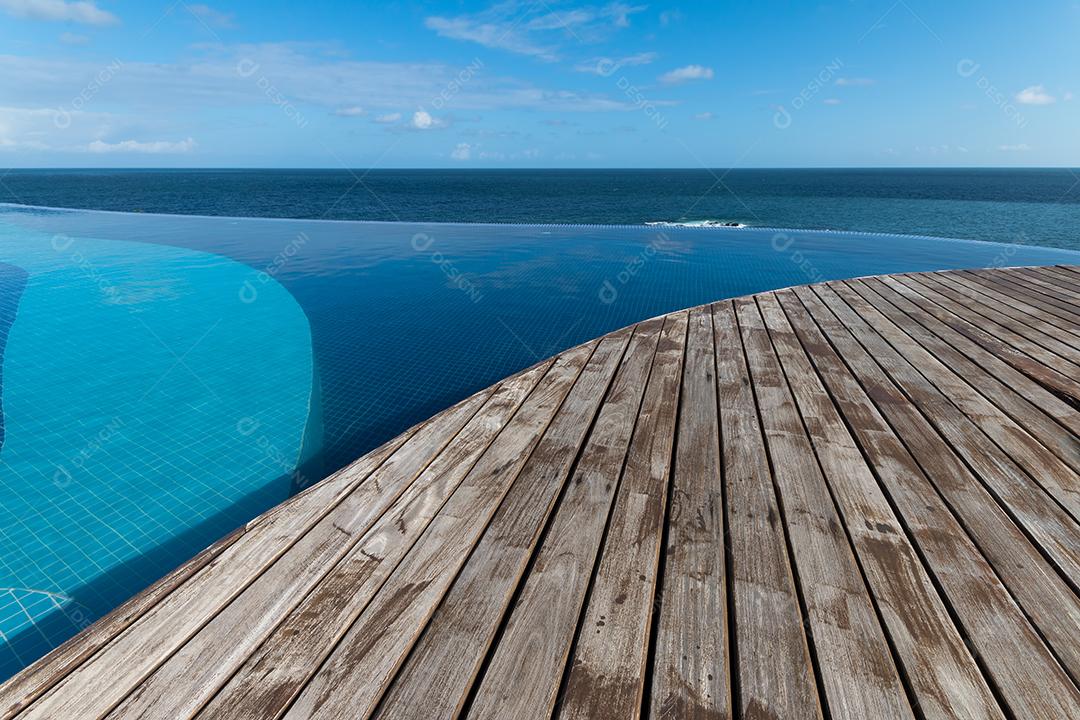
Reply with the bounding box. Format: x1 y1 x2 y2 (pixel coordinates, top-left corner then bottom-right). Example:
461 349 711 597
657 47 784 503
2 168 1079 250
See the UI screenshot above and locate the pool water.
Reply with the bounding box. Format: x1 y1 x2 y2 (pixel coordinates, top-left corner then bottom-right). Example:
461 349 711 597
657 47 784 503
0 203 1078 680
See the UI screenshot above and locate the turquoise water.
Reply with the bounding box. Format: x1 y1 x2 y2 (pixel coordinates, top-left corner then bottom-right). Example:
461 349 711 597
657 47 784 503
0 203 1078 680
0 220 314 675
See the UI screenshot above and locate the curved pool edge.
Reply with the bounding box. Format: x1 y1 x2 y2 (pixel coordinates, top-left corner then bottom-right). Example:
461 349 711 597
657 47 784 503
5 201 1080 256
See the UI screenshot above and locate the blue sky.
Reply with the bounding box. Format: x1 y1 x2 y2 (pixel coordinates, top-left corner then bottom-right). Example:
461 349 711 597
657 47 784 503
0 0 1077 167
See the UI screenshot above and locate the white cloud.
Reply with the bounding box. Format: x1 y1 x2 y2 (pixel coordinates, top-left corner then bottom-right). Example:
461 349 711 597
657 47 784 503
450 142 472 160
0 42 649 160
425 2 645 61
410 110 449 130
998 143 1031 151
659 65 714 85
574 51 657 74
412 110 433 129
1016 85 1055 105
823 98 842 105
333 106 364 117
694 111 714 120
187 4 235 29
424 15 558 61
1064 91 1074 101
87 138 196 153
835 77 875 86
0 0 118 25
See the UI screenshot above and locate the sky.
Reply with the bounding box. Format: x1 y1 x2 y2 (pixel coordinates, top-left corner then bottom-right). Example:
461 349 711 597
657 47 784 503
0 0 1077 168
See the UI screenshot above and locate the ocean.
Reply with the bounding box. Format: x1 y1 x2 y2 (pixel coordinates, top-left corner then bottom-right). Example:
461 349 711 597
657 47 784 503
2 168 1079 250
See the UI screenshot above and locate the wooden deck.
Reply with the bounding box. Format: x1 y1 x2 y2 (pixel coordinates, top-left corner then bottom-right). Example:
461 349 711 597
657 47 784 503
2 265 1079 720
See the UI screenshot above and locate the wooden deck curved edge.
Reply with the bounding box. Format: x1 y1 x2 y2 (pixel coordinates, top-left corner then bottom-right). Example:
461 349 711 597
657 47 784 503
2 265 1079 720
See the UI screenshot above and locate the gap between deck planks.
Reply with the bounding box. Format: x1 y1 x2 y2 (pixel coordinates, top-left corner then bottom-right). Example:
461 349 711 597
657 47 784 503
2 266 1078 720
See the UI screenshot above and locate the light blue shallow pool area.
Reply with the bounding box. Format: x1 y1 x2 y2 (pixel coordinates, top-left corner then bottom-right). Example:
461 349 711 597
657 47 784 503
0 203 1078 680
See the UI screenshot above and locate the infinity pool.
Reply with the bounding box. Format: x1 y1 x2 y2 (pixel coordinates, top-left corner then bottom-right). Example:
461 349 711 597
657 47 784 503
1 203 1078 679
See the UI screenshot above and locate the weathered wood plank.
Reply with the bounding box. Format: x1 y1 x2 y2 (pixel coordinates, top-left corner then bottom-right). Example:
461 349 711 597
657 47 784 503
763 291 1004 720
839 280 1080 520
113 360 554 720
928 271 1080 359
825 281 1080 575
906 273 1080 374
998 268 1080 316
866 276 1080 448
370 332 632 720
737 296 913 720
18 388 494 719
713 300 822 720
465 318 664 720
961 270 1080 328
648 306 730 720
282 343 596 719
795 283 1080 710
879 275 1080 403
559 312 688 720
1023 266 1080 296
932 272 1080 347
896 272 1080 386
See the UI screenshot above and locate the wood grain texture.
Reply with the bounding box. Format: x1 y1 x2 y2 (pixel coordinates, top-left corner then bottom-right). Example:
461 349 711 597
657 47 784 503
795 283 1080 716
466 318 664 720
120 361 553 720
763 291 1004 720
18 408 448 720
371 331 631 720
837 280 1080 521
559 312 688 720
822 282 1080 585
940 271 1080 340
960 270 1080 329
737 296 913 720
714 300 822 720
281 350 588 720
903 273 1080 378
0 525 244 720
863 276 1080 463
880 274 1080 405
648 306 730 720
6 266 1079 720
999 266 1080 305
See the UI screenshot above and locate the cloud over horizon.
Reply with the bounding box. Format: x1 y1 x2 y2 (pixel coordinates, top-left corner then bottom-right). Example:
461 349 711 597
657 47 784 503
0 0 118 26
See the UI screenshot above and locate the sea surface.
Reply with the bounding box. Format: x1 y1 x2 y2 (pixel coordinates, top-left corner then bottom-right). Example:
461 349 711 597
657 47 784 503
2 168 1079 250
